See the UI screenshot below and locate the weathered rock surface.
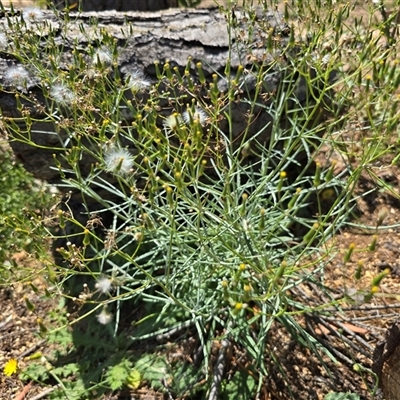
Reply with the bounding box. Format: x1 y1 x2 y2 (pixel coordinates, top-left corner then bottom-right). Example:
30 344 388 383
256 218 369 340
53 0 178 11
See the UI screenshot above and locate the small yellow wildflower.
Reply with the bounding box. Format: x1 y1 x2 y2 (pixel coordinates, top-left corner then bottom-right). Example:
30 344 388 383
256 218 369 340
3 359 18 376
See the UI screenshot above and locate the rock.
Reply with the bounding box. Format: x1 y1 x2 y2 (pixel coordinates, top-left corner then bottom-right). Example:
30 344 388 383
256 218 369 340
52 0 179 12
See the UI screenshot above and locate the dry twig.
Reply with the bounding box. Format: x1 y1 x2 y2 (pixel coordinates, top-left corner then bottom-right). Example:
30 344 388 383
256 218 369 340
13 382 32 400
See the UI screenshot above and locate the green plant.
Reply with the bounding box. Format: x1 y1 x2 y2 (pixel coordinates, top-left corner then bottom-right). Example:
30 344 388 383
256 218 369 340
2 0 400 398
0 145 52 281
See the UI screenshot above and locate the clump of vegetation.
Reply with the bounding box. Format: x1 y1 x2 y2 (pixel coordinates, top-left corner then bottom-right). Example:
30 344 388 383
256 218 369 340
0 145 52 282
1 0 399 398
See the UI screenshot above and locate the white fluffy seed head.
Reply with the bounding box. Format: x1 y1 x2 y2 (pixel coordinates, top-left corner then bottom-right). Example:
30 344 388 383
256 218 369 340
96 309 112 325
182 106 208 127
95 276 112 294
22 7 44 22
93 47 113 66
163 113 183 133
4 65 30 89
49 83 76 105
125 68 151 92
104 147 134 176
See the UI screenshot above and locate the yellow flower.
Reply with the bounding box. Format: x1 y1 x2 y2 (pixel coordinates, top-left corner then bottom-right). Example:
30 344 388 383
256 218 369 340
3 359 18 376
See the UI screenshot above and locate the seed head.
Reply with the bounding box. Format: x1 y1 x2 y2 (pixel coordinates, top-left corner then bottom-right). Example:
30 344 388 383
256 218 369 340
104 147 134 176
182 106 208 127
95 276 112 294
96 309 112 325
22 7 44 22
4 65 30 89
163 113 183 133
93 46 113 66
49 83 76 105
125 68 151 92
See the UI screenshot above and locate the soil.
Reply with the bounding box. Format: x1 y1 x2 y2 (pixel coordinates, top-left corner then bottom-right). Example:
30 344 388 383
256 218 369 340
1 1 400 400
0 253 56 400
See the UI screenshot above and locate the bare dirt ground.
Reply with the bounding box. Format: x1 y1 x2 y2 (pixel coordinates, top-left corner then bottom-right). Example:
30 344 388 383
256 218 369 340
1 1 400 400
